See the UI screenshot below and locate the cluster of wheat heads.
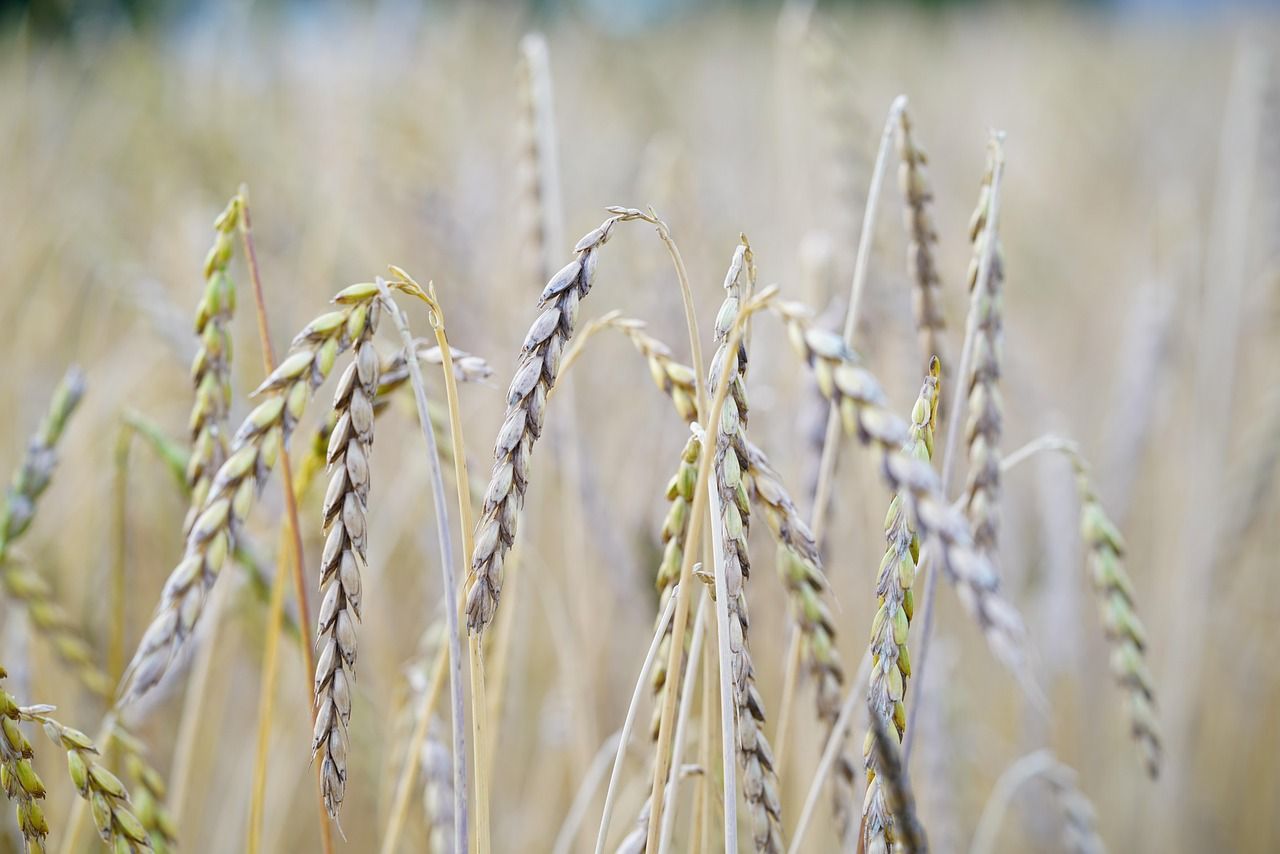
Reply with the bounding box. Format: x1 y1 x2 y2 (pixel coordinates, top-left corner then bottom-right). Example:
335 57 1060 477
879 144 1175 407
0 72 1171 854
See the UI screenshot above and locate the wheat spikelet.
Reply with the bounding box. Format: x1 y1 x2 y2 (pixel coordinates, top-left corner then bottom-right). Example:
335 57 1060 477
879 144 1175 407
121 282 385 704
26 713 151 851
311 300 381 819
742 439 856 838
864 710 928 854
1068 451 1162 778
773 300 1030 682
419 719 455 854
116 733 177 854
895 106 948 378
709 239 783 853
1045 763 1106 854
0 369 110 699
1 668 49 854
466 214 622 632
184 195 240 536
962 138 1006 557
863 360 939 852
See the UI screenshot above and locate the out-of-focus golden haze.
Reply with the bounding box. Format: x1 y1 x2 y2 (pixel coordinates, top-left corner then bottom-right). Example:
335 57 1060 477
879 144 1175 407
1 2 1278 852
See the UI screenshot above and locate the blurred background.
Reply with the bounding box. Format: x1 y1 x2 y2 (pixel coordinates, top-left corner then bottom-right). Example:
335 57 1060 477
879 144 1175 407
1 0 1278 852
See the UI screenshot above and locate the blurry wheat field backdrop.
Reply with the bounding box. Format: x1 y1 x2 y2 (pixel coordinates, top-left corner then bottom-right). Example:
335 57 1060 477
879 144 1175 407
2 2 1279 852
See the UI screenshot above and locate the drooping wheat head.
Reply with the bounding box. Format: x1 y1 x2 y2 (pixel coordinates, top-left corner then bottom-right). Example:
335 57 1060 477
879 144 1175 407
1070 452 1161 778
743 439 855 837
1045 761 1106 854
311 298 381 819
895 107 948 378
184 195 240 536
117 733 177 854
1 668 49 854
0 369 110 699
466 214 622 632
121 282 385 704
863 359 939 851
962 139 1006 558
773 300 1029 681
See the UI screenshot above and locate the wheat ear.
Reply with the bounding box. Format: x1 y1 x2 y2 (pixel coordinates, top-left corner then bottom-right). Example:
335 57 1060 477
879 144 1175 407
709 239 784 853
1070 453 1161 777
120 282 385 704
1 667 49 853
773 300 1031 684
184 195 240 536
962 140 1006 557
896 106 948 377
115 732 177 854
466 214 622 631
864 710 927 854
1002 435 1162 777
863 361 939 852
0 369 113 699
310 290 382 819
971 750 1105 854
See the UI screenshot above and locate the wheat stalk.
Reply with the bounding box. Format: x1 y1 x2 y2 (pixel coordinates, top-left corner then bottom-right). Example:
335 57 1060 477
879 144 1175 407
896 105 948 378
311 289 381 820
184 195 240 536
773 300 1031 685
863 360 939 852
120 281 388 704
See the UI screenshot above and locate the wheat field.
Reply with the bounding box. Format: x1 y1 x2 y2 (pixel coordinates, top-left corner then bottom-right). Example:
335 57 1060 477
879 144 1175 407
1 2 1278 852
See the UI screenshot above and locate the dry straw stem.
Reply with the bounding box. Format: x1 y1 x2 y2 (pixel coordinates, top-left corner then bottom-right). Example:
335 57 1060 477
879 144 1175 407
773 299 1031 688
593 587 679 854
120 281 388 704
707 238 784 853
864 710 927 854
961 140 1007 558
863 361 939 853
184 194 240 536
0 369 113 699
1003 435 1162 777
969 750 1105 854
2 667 49 854
310 284 382 820
378 272 472 854
895 105 949 378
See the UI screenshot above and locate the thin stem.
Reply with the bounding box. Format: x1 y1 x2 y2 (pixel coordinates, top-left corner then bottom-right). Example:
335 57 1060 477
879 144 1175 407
168 579 228 825
109 427 130 688
380 633 450 854
239 186 330 853
658 590 710 854
968 750 1058 854
247 527 293 854
904 138 1005 761
594 589 680 854
1000 434 1076 474
551 731 624 854
376 275 470 854
787 649 874 854
777 95 907 774
705 472 739 852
